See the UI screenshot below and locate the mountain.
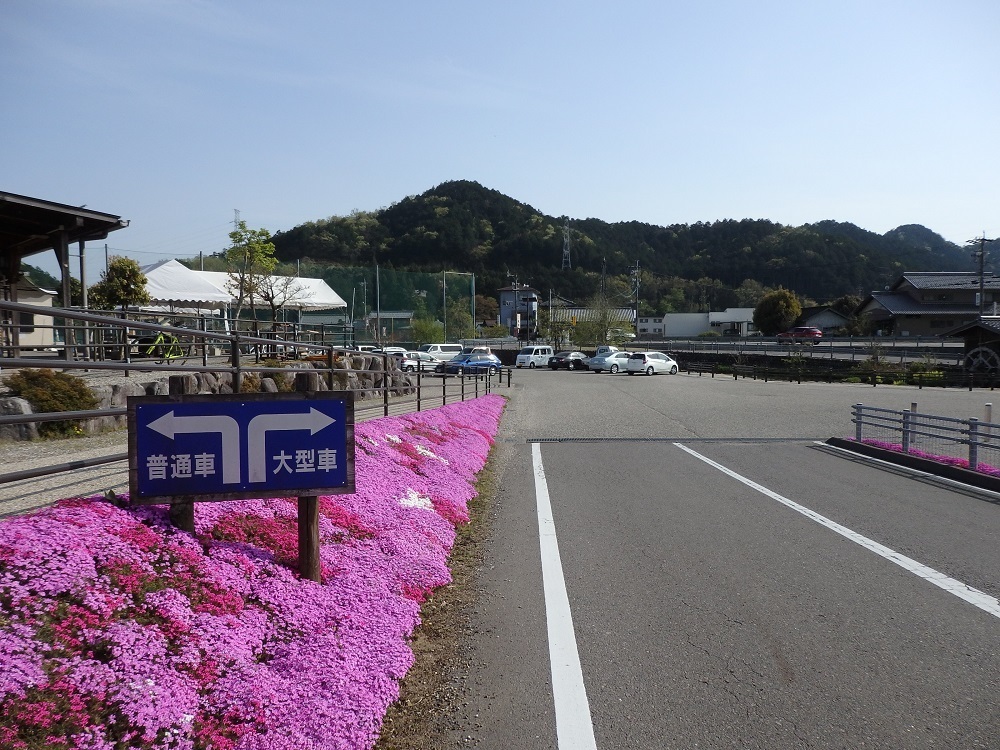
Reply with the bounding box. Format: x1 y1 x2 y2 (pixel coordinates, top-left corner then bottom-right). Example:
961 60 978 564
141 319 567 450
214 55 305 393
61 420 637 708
270 180 971 312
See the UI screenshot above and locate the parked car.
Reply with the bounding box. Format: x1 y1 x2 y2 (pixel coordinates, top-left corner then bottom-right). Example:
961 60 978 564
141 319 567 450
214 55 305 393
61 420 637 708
587 350 633 374
548 351 590 370
626 351 679 375
398 350 438 372
777 326 823 345
593 345 620 358
372 346 407 356
417 343 464 361
516 345 554 368
439 352 502 375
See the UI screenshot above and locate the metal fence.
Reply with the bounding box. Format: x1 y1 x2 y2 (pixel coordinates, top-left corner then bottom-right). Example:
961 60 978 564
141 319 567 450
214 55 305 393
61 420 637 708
851 402 1000 474
0 300 512 489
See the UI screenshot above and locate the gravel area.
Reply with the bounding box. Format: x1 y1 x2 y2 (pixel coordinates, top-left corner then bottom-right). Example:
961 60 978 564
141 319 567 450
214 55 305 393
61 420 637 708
0 368 150 517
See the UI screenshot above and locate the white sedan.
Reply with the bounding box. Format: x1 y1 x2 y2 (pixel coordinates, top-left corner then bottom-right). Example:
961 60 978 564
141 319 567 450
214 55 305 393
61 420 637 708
587 350 633 374
626 351 679 375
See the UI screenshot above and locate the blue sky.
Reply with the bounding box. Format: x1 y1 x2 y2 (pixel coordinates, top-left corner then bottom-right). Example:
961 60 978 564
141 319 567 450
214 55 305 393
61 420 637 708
4 0 999 281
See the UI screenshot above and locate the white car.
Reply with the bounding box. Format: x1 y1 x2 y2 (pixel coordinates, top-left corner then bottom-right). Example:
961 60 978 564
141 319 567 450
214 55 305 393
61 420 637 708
515 345 554 368
626 351 678 375
397 350 438 372
587 350 632 374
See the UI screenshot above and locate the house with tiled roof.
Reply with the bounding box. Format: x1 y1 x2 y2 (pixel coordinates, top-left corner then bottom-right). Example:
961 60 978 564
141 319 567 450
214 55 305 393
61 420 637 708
857 272 1000 337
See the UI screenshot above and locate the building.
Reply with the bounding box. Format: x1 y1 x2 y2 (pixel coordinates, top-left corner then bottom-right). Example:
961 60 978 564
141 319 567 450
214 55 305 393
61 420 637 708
2 278 56 349
655 308 758 338
549 306 636 330
857 272 1000 337
799 306 850 333
365 310 414 341
498 284 540 336
636 315 664 338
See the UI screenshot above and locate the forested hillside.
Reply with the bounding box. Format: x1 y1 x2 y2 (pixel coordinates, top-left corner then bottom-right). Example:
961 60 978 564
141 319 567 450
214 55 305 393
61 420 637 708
272 180 970 314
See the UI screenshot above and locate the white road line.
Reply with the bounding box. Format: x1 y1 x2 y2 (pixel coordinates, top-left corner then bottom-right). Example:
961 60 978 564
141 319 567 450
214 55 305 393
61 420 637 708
532 442 598 750
674 442 1000 620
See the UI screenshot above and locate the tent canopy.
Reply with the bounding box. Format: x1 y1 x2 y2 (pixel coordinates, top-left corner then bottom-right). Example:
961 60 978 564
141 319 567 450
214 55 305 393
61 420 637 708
142 260 232 309
142 260 347 311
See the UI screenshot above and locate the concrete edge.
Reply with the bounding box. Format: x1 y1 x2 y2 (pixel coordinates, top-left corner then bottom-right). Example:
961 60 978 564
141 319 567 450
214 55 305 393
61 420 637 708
825 436 1000 493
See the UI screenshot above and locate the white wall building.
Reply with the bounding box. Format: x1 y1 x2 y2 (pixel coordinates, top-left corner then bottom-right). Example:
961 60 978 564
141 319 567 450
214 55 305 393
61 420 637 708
641 307 758 338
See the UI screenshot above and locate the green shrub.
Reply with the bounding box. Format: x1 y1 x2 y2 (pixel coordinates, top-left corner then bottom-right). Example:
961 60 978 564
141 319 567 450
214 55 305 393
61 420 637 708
4 369 99 438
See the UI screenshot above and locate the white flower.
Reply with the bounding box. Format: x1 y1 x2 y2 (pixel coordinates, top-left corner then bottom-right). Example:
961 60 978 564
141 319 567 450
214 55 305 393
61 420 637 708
385 434 402 444
415 444 448 464
398 488 434 510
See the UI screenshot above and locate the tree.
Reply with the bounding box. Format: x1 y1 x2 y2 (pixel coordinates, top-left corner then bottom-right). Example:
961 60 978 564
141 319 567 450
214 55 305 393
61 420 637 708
88 256 150 310
225 221 278 321
753 288 801 335
474 294 499 327
734 278 770 307
445 307 475 340
410 317 444 344
256 266 307 326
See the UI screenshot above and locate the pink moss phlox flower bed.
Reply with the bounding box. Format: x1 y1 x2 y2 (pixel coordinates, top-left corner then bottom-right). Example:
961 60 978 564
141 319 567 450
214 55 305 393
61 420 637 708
0 394 505 750
855 438 1000 477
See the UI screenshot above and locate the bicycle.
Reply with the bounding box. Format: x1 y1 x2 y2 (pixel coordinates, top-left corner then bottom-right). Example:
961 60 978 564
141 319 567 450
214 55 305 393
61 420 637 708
130 330 191 365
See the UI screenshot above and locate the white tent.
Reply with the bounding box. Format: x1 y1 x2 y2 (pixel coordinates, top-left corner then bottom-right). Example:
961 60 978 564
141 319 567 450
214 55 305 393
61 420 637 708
141 260 347 311
194 270 347 311
141 259 232 310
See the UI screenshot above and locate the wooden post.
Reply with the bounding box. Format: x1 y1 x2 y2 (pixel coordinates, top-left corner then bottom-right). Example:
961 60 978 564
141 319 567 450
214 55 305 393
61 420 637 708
169 502 195 534
168 375 196 533
296 371 322 582
383 354 390 417
297 495 321 582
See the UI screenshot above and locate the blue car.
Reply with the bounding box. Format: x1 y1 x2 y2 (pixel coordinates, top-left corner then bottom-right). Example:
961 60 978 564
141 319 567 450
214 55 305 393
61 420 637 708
439 352 502 375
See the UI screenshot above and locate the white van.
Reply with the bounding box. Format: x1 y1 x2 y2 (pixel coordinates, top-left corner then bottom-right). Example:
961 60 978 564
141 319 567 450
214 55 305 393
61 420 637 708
418 343 464 362
515 345 554 368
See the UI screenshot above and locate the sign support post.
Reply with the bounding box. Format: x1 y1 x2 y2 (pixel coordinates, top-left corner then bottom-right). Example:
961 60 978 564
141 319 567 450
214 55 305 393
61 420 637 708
297 495 320 582
296 371 322 582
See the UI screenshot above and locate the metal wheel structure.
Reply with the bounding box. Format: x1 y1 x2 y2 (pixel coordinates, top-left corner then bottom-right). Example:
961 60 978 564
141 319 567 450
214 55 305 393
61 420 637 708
965 346 1000 373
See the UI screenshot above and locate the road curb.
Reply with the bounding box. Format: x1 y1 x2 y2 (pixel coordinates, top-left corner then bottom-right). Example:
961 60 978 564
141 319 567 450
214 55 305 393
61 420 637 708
825 436 1000 493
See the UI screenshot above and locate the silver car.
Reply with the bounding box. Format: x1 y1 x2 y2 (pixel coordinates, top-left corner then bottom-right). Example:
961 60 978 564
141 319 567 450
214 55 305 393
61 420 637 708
587 350 633 374
398 350 438 372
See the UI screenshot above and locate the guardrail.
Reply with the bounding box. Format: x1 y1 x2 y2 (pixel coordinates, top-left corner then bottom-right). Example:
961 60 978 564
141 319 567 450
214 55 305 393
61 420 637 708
684 362 717 377
851 402 1000 474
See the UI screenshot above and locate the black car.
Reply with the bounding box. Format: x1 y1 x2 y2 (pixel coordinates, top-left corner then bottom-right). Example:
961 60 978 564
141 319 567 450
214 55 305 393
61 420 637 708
548 351 589 371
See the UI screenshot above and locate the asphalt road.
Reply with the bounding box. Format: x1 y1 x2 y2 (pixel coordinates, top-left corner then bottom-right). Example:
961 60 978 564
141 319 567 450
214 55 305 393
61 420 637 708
450 369 1000 749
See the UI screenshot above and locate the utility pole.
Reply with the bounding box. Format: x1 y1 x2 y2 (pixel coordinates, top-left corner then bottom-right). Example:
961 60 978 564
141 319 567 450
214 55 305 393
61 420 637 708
631 261 640 336
970 234 993 318
561 218 572 270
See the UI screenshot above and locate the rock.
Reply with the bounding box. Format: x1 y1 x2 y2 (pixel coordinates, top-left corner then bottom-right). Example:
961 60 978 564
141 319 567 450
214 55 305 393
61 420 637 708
0 397 39 441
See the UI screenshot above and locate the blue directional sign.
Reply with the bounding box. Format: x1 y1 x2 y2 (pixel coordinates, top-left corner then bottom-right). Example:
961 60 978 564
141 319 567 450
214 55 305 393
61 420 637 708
127 392 355 504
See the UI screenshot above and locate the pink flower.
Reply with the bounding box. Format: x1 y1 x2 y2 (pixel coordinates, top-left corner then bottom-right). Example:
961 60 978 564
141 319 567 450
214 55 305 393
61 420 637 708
0 395 506 749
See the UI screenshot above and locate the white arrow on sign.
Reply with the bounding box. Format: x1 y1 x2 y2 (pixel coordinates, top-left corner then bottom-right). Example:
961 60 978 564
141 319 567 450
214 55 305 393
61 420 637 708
146 411 242 484
247 408 337 483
